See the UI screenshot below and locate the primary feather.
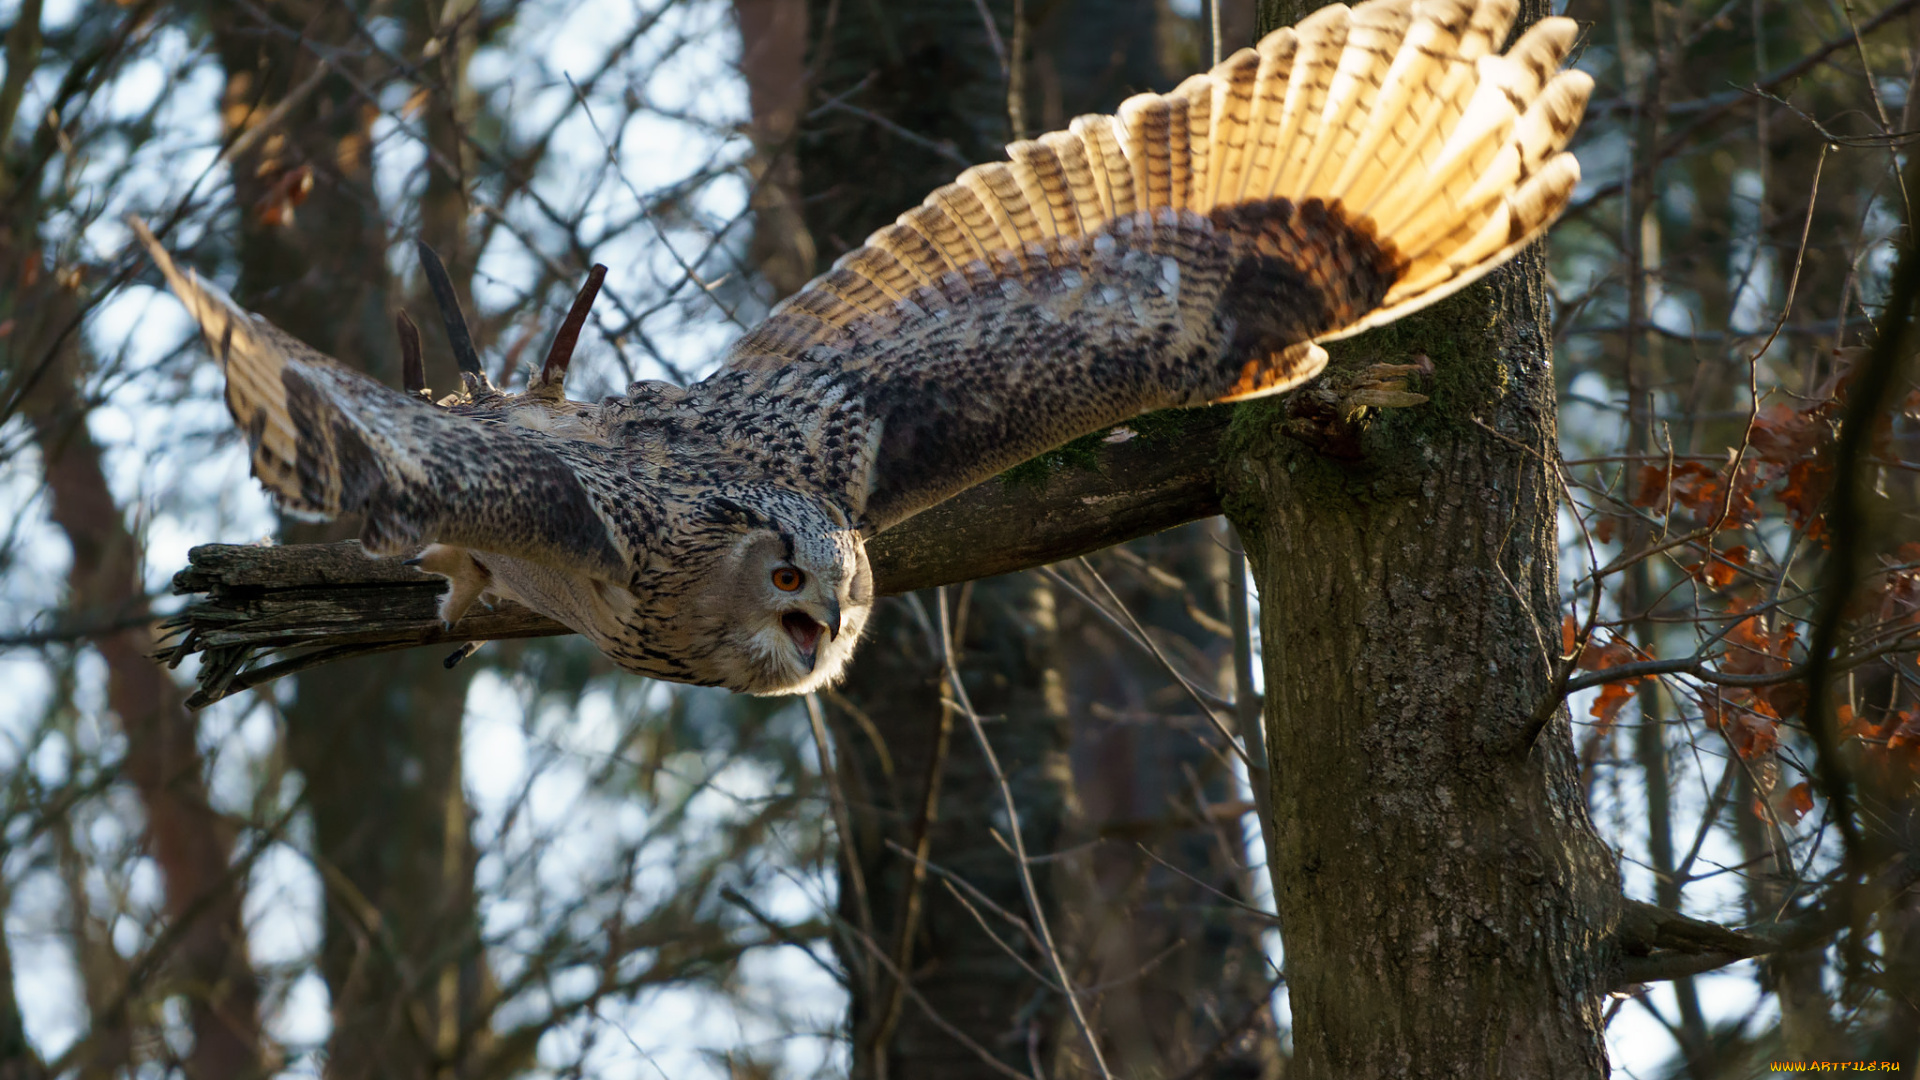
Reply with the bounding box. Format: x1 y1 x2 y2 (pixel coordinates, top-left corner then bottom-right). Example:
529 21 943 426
139 0 1589 696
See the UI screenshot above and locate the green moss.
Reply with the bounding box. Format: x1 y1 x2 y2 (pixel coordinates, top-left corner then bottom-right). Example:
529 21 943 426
1221 283 1508 516
996 406 1212 488
997 282 1510 503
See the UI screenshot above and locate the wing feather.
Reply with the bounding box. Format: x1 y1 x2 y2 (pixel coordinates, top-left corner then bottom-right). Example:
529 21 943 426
717 0 1588 529
132 221 637 579
690 2 1588 530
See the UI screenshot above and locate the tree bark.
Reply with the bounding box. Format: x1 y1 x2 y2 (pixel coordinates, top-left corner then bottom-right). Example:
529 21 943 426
1228 245 1621 1075
1232 8 1621 1070
737 0 816 300
207 4 489 1075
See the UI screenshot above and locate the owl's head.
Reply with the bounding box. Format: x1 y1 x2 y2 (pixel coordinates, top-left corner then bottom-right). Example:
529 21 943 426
690 490 872 695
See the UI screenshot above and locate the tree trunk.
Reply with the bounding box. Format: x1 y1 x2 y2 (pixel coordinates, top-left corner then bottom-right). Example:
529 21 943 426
800 3 1082 1076
1225 12 1622 1065
798 4 1288 1076
738 0 815 300
208 5 488 1074
804 24 1076 1080
830 580 1077 1079
1056 524 1284 1078
1228 246 1620 1076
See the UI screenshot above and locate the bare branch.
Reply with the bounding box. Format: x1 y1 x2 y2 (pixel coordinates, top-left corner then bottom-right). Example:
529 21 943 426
1609 856 1920 988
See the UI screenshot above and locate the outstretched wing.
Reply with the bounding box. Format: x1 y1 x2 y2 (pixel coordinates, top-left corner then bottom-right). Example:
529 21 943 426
719 0 1590 532
132 222 635 580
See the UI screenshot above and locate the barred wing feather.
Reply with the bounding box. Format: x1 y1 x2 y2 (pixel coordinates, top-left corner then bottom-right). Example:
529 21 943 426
720 0 1589 532
131 221 635 580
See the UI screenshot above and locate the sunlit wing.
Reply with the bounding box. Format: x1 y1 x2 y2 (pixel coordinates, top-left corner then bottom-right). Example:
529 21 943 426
717 0 1589 531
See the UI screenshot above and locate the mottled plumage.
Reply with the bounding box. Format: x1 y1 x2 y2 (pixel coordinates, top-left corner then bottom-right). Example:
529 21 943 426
137 0 1590 694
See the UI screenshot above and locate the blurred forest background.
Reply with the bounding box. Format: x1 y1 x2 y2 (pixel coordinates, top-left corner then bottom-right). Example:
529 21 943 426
0 0 1917 1077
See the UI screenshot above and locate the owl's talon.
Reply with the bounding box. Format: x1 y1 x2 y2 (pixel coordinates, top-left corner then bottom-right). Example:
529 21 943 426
444 642 480 669
401 556 424 567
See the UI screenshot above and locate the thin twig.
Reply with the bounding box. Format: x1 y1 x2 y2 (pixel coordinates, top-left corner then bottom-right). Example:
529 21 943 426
936 587 1114 1080
1070 558 1252 769
805 693 878 987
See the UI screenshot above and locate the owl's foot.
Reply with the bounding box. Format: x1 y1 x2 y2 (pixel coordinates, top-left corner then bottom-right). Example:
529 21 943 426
413 543 495 628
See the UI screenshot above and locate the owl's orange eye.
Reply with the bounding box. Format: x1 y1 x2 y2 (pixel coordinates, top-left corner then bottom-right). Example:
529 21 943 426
772 567 804 592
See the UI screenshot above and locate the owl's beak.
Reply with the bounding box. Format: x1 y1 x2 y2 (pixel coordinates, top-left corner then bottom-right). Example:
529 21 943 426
782 611 825 670
823 599 842 641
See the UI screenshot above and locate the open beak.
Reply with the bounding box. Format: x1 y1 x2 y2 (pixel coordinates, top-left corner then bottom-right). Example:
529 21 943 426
824 600 842 642
782 611 825 670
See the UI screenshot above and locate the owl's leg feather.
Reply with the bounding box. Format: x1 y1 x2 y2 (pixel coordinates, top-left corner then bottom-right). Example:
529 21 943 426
417 543 495 628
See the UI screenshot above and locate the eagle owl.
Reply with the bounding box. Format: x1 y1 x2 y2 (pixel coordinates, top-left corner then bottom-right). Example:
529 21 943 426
136 0 1589 695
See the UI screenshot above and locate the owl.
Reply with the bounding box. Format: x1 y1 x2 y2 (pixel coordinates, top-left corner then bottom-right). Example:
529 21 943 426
136 0 1589 695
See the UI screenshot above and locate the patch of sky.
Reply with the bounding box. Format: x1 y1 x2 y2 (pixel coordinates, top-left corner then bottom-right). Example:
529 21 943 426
0 451 70 628
270 969 333 1063
1611 964 1765 1076
545 980 824 1080
1728 169 1777 336
1574 126 1629 204
69 648 112 749
9 866 86 1059
1584 695 1793 1075
1858 194 1904 306
0 662 54 774
648 3 746 117
734 945 848 1074
196 695 280 815
466 669 533 814
245 840 323 968
1661 172 1699 232
1881 76 1908 111
1560 368 1629 454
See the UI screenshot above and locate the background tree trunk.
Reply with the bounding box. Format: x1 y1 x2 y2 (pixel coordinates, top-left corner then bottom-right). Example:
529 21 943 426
208 4 489 1074
799 3 1283 1076
1226 3 1623 1074
799 5 1077 1076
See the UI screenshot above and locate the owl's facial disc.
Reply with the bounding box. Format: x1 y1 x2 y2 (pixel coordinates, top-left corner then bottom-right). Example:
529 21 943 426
756 543 852 683
706 511 871 695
